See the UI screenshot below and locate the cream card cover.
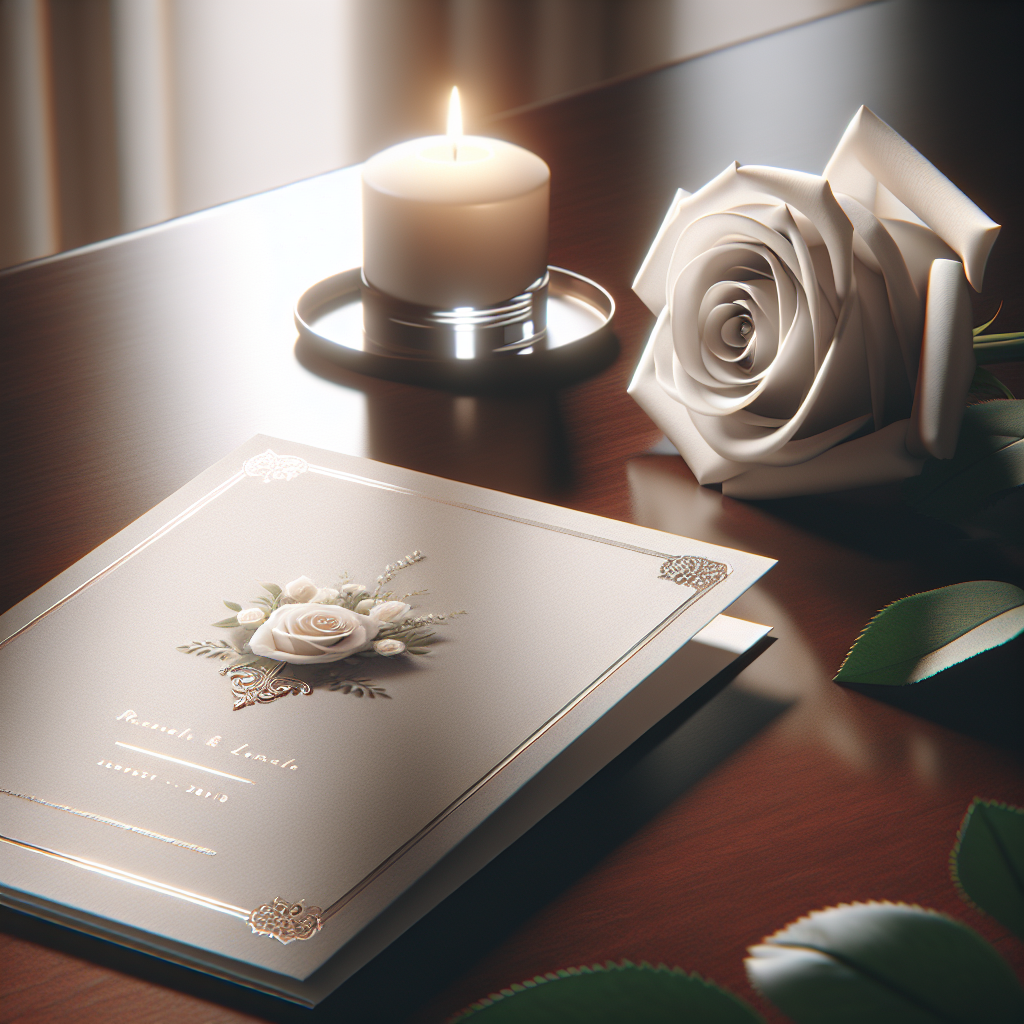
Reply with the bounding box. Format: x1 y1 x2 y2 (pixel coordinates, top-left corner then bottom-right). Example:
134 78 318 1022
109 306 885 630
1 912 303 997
0 436 773 1002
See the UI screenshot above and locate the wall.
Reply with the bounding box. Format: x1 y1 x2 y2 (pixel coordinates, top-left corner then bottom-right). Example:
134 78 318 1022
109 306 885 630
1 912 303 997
0 0 873 269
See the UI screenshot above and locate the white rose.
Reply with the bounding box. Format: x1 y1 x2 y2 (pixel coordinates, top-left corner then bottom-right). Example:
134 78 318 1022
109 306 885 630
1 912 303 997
373 639 406 656
314 587 339 603
283 575 319 602
369 600 411 623
236 607 265 628
630 106 1000 499
355 598 376 614
341 583 367 596
250 603 380 664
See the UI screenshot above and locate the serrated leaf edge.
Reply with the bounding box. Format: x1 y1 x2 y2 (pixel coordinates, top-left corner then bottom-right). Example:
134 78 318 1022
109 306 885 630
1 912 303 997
446 959 755 1024
751 900 954 950
833 583 1024 684
950 797 1024 930
744 901 994 1022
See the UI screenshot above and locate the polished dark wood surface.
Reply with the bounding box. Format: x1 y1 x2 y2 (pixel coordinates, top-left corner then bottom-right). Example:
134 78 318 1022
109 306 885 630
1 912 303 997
2 2 1023 1021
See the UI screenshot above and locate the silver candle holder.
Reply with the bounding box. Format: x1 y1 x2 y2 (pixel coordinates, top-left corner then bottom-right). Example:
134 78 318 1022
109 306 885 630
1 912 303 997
295 266 615 391
360 272 548 359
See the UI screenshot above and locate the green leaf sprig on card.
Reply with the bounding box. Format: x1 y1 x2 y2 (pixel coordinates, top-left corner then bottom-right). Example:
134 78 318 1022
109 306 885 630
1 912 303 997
177 551 465 710
833 581 1024 687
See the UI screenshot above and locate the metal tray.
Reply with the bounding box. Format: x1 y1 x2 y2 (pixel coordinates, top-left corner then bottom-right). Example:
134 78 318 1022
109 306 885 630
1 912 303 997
294 266 617 391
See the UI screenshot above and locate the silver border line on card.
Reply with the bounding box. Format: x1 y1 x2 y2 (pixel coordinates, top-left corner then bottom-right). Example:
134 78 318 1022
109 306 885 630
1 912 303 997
0 834 245 915
0 451 732 940
0 471 246 651
314 585 713 927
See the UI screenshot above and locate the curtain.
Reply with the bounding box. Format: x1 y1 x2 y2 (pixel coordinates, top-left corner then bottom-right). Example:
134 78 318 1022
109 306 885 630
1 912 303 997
0 0 868 269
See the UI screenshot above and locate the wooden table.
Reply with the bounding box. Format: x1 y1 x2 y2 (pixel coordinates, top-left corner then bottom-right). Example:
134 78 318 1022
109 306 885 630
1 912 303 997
2 2 1022 1021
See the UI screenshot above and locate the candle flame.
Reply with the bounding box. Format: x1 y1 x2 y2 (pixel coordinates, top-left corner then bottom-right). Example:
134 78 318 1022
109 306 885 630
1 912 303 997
447 86 462 160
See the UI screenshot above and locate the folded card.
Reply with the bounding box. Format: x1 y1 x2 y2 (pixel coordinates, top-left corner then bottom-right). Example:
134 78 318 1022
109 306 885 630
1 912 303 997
0 436 773 1002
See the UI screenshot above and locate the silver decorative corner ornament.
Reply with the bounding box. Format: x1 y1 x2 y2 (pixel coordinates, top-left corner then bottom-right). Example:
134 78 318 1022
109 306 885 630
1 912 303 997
243 450 309 483
248 897 323 943
659 555 729 591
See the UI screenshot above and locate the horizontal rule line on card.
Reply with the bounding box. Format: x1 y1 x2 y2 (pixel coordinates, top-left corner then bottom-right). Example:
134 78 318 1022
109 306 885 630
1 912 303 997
0 790 217 856
113 742 254 784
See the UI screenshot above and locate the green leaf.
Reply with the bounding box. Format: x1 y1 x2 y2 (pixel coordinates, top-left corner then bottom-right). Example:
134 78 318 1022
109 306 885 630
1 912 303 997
222 600 242 612
260 582 282 597
834 581 1024 686
972 305 1002 336
951 799 1024 939
451 961 763 1023
974 334 1024 364
211 616 241 629
904 400 1024 525
178 640 235 659
970 366 1015 401
745 902 1024 1023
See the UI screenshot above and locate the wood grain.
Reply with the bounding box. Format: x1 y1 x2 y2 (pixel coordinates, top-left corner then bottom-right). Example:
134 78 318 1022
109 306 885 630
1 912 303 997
2 2 1022 1021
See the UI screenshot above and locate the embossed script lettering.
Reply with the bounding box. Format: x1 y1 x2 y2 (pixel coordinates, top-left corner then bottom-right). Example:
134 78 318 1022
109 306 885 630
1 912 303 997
116 709 194 741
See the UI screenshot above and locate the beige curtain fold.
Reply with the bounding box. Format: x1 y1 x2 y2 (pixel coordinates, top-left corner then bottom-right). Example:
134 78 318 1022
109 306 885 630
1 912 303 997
0 0 868 269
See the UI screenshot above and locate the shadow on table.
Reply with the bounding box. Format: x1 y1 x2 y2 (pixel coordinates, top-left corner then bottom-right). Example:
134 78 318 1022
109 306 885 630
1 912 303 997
321 635 787 1023
747 490 1024 587
840 633 1024 754
1 641 788 1023
295 339 581 501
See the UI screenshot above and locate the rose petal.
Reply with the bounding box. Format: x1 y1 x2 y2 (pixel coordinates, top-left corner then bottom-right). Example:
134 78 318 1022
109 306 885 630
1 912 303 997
283 575 318 602
370 601 411 623
824 106 999 291
723 419 923 498
629 317 748 485
907 259 974 459
250 603 379 664
835 193 922 381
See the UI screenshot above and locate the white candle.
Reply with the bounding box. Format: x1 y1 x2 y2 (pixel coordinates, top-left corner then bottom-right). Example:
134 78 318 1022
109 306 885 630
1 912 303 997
362 88 550 310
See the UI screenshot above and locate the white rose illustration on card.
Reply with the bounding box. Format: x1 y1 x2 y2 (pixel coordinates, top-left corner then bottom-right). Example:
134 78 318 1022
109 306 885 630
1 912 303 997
177 552 464 709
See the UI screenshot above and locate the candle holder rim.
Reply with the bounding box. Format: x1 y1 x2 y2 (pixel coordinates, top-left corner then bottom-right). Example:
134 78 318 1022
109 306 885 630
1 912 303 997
294 265 616 392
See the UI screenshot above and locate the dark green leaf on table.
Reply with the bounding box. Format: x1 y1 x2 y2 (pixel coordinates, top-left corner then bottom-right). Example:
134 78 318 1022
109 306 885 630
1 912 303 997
834 581 1024 686
952 798 1024 939
904 400 1024 526
745 901 1024 1024
450 961 763 1023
